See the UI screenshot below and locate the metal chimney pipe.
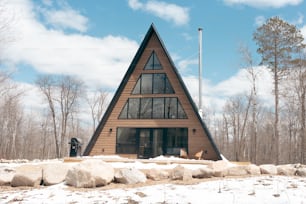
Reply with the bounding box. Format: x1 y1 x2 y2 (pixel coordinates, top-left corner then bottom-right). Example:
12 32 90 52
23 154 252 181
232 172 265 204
198 28 203 115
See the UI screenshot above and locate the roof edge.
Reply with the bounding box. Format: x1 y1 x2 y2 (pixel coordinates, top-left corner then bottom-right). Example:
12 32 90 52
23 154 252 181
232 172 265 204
83 25 156 155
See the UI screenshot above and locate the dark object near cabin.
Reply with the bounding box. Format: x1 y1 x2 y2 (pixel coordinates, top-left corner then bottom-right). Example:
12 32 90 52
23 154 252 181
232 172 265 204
69 138 82 157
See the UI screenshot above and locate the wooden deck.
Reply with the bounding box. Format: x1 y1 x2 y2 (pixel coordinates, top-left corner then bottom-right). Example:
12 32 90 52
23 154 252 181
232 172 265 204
63 156 215 165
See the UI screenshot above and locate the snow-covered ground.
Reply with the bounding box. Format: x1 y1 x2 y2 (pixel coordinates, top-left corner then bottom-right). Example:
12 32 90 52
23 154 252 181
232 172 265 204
1 175 306 204
1 156 306 204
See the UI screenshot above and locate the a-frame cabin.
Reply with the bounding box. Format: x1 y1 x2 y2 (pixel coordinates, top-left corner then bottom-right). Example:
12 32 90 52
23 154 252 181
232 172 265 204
84 24 221 160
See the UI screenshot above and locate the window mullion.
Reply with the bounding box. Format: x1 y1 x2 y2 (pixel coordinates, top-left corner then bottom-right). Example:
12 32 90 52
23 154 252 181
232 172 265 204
152 74 154 94
176 98 178 118
127 99 130 119
138 98 140 119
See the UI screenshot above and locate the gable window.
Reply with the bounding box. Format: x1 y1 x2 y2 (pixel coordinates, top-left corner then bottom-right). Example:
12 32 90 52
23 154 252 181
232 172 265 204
152 98 164 118
144 51 162 70
127 98 140 119
140 98 152 119
132 73 174 94
119 97 187 119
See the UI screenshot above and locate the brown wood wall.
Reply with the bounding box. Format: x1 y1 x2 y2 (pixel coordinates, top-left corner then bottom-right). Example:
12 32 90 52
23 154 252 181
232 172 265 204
89 32 219 160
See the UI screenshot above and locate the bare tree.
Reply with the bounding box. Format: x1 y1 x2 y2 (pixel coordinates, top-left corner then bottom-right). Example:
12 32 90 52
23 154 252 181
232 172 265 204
86 88 108 133
36 75 84 158
0 71 24 159
36 76 60 157
289 54 306 163
238 44 261 164
57 76 84 157
253 16 305 164
223 95 251 161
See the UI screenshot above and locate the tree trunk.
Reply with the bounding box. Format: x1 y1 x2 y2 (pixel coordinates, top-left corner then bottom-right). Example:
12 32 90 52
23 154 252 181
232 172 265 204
301 89 306 164
274 45 280 164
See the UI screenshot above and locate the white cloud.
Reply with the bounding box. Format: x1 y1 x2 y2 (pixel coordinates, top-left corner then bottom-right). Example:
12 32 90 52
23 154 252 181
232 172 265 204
41 0 52 6
183 66 273 113
44 8 89 32
18 82 46 114
300 25 306 42
128 0 143 9
254 16 265 27
3 0 139 89
177 58 197 72
290 13 304 25
128 0 189 26
181 33 192 41
224 0 303 8
3 0 275 119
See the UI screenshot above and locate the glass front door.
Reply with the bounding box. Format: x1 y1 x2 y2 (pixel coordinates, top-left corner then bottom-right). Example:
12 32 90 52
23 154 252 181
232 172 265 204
117 127 188 158
152 129 164 157
138 129 151 159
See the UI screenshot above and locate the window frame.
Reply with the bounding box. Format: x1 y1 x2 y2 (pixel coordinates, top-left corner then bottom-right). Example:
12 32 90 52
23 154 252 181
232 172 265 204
118 97 187 120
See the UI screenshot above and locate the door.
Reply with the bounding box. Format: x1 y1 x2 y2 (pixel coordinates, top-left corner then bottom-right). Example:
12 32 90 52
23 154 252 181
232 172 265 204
138 129 152 159
152 129 164 157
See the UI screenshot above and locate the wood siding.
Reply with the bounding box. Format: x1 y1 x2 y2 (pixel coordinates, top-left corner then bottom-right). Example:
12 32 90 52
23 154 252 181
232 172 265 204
89 32 219 160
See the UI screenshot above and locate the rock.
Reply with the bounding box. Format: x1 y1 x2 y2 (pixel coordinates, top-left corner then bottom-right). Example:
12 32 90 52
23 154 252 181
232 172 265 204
11 165 43 187
245 165 261 175
192 167 213 178
207 160 230 177
170 165 192 181
277 165 296 176
43 163 73 186
65 159 114 188
146 169 169 181
259 164 277 175
0 167 16 186
296 168 306 177
115 168 147 184
227 166 248 176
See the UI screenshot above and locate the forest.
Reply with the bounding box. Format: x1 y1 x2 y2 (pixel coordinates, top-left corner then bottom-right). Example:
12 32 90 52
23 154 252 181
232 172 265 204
0 16 305 165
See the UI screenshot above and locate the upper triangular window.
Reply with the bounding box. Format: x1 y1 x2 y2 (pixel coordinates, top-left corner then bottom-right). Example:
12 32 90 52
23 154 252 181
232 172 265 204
132 73 174 94
144 51 162 70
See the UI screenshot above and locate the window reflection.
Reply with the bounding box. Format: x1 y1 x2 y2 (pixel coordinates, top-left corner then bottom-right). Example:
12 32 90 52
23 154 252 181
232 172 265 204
132 73 174 94
144 52 162 70
119 97 187 119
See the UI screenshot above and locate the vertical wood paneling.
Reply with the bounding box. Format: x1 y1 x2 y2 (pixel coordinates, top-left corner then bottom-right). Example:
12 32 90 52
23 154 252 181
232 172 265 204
89 30 219 160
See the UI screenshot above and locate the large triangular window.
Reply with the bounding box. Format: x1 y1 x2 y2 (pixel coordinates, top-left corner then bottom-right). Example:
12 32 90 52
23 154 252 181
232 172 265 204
132 73 174 94
144 51 162 70
119 97 187 119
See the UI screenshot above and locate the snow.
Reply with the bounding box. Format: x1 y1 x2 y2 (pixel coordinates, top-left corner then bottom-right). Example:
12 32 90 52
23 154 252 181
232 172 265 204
1 176 306 203
1 156 306 204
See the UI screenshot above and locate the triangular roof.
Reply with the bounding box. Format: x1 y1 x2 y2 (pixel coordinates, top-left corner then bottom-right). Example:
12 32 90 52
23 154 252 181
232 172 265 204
84 24 221 159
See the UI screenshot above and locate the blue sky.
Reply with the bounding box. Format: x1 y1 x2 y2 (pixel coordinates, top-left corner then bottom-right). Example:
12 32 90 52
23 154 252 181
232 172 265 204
1 0 306 112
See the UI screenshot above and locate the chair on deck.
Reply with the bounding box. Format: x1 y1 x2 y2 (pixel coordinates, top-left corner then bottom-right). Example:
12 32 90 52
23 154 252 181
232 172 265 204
194 150 203 160
180 148 188 159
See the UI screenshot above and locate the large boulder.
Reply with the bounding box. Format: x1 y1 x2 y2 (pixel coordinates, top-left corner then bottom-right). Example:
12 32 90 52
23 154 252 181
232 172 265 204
146 168 169 181
227 166 248 176
0 167 16 186
245 164 261 175
65 159 114 188
296 168 306 177
43 163 73 186
277 165 296 176
11 164 43 187
115 168 147 184
259 164 277 175
170 165 192 181
192 167 213 178
207 160 230 177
